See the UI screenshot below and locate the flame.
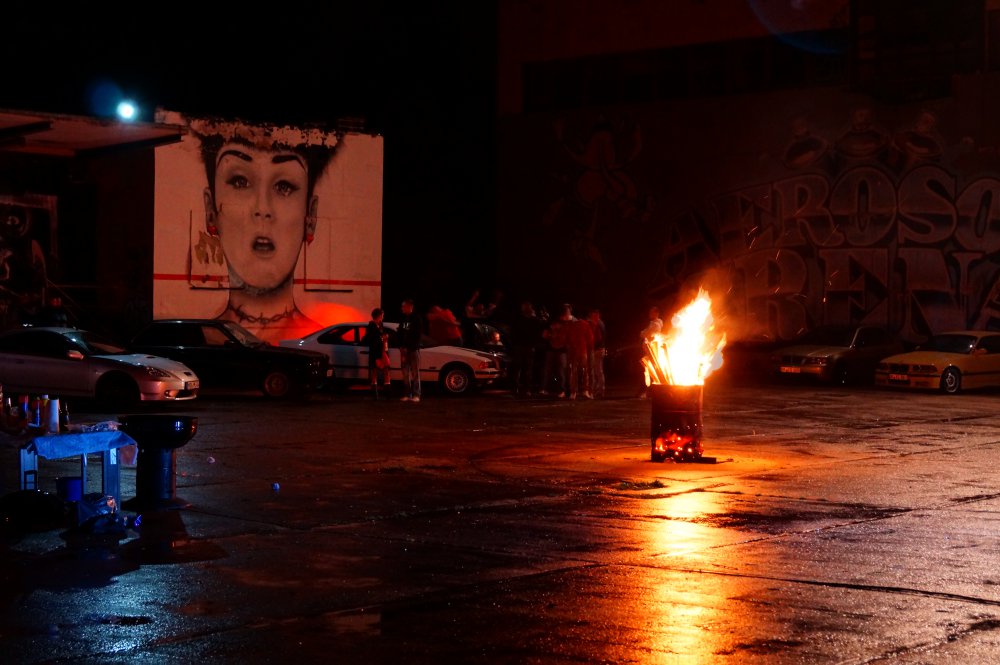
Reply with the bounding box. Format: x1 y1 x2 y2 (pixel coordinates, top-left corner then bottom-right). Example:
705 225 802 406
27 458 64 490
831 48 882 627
643 288 726 386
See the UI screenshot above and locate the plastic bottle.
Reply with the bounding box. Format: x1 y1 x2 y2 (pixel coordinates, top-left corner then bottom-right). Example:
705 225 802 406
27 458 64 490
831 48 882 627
46 398 60 433
59 400 70 432
36 395 49 429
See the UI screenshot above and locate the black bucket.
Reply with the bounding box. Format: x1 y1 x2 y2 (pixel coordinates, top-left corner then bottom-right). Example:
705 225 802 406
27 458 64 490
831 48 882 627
649 383 703 462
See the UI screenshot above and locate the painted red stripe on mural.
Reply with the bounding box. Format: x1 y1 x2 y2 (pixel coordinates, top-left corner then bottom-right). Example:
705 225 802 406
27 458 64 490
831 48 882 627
153 273 380 286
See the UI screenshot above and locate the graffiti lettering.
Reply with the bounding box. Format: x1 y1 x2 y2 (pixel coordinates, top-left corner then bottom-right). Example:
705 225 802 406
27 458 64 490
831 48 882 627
702 164 1000 342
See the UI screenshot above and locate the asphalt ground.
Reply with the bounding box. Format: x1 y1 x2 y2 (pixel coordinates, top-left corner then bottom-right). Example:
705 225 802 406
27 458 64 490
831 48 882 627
3 376 1000 663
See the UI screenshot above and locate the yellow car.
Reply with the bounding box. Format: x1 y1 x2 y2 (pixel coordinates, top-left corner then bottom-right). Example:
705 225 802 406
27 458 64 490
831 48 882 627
875 330 1000 394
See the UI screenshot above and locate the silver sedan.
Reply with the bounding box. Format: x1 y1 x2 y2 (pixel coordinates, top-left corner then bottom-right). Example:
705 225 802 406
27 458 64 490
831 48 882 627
0 326 200 407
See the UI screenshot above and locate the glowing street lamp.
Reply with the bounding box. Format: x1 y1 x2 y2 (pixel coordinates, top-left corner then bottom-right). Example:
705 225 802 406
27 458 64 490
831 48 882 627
116 100 138 121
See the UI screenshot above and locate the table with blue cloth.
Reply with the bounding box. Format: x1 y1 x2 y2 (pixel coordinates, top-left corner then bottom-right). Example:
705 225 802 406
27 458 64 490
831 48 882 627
17 429 137 508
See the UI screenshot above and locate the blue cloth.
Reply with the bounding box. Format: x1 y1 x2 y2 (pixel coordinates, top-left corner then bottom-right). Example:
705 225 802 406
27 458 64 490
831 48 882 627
26 430 136 459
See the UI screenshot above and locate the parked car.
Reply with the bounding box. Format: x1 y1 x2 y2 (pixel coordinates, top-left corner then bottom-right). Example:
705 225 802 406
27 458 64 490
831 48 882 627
279 322 507 395
0 326 199 407
129 319 332 399
770 324 904 385
875 330 1000 394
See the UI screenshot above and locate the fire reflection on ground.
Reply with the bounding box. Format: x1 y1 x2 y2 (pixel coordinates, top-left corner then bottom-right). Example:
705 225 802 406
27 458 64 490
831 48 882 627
648 489 726 559
628 489 731 662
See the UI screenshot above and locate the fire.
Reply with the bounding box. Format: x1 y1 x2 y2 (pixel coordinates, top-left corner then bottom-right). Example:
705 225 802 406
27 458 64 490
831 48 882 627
643 288 726 386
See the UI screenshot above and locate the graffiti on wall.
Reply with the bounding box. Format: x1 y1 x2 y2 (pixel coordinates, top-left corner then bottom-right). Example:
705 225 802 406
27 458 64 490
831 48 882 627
652 107 1000 344
153 111 384 344
0 195 55 327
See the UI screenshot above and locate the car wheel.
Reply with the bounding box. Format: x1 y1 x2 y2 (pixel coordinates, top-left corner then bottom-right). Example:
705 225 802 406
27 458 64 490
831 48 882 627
439 365 473 395
651 451 666 463
262 370 295 399
96 374 140 410
834 362 850 385
940 367 962 394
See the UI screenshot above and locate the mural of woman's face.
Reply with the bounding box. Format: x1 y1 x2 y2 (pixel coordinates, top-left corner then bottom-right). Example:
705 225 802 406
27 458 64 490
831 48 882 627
209 143 314 292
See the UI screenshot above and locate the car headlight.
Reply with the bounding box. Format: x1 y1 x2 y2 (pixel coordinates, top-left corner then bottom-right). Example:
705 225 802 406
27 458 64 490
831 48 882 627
804 357 829 366
143 366 173 379
913 364 938 373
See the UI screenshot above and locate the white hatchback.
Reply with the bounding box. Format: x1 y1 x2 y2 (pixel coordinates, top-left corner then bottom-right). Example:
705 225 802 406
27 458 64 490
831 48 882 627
280 322 506 395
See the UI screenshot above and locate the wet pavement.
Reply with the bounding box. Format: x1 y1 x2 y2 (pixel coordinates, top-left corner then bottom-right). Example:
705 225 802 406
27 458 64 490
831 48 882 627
3 379 1000 663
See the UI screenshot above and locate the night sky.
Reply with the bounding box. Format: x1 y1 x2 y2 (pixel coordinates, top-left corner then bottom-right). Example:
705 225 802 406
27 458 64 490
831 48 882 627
1 2 498 312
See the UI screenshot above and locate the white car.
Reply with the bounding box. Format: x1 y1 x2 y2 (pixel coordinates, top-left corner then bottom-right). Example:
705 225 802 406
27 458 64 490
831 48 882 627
279 322 506 395
0 326 200 407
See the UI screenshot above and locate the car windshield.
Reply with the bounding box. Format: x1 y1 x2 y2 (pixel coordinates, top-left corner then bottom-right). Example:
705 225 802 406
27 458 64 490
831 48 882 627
220 320 266 346
926 334 977 354
795 326 856 347
66 330 129 355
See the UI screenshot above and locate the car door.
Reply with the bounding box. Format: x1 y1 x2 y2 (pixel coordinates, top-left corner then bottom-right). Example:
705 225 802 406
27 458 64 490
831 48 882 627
188 323 259 388
383 326 402 379
852 327 901 378
317 325 367 380
0 330 91 395
972 334 1000 388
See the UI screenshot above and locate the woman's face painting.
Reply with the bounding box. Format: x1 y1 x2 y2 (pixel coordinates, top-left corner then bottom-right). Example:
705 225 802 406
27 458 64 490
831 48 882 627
213 143 309 290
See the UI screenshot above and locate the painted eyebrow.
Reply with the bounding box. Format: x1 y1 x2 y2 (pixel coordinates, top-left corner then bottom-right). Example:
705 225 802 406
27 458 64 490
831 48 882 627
216 150 305 170
217 149 252 166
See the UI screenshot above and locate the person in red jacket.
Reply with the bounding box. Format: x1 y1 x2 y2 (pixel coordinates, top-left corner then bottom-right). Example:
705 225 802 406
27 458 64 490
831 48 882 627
540 304 570 396
587 308 606 397
564 305 594 399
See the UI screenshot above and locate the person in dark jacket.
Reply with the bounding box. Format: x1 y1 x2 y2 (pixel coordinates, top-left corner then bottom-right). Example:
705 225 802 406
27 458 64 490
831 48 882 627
364 307 390 399
509 300 543 397
397 298 423 402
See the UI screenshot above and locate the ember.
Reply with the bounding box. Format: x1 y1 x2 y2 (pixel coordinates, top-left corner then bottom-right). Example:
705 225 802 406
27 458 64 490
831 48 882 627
645 289 725 463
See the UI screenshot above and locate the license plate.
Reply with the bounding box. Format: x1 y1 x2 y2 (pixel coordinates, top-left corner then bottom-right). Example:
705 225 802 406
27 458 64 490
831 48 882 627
888 373 908 382
186 380 200 389
780 366 800 374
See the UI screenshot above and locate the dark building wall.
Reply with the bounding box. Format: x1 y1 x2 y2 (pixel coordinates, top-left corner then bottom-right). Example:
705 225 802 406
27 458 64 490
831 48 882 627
84 149 154 339
495 0 1000 349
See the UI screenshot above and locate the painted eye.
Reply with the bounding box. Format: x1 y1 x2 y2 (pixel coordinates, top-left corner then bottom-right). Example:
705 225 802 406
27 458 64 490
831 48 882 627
274 180 299 197
226 175 250 190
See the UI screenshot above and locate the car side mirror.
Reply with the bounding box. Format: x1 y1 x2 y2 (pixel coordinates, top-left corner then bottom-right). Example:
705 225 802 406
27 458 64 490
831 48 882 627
66 349 84 360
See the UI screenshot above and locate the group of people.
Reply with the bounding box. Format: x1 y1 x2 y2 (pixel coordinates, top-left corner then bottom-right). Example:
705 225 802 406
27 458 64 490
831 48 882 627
508 300 606 400
364 299 423 402
359 295 610 403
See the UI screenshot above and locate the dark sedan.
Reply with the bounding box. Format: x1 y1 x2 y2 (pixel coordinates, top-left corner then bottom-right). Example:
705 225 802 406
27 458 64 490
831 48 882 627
770 324 905 385
130 319 332 399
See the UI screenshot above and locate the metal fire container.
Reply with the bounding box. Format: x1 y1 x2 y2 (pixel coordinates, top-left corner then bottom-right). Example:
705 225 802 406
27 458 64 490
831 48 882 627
649 383 704 462
119 414 198 510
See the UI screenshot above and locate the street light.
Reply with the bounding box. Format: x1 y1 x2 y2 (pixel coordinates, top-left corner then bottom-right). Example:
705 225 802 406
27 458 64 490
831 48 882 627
116 100 138 121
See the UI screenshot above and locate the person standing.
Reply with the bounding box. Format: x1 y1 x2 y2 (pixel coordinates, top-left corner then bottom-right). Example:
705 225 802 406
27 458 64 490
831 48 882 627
564 305 594 399
364 307 390 399
540 304 571 397
587 308 607 398
638 305 663 398
426 305 463 345
397 298 423 402
510 300 543 397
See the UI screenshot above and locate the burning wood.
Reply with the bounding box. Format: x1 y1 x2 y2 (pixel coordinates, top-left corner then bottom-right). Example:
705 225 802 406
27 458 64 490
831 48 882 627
643 288 727 387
